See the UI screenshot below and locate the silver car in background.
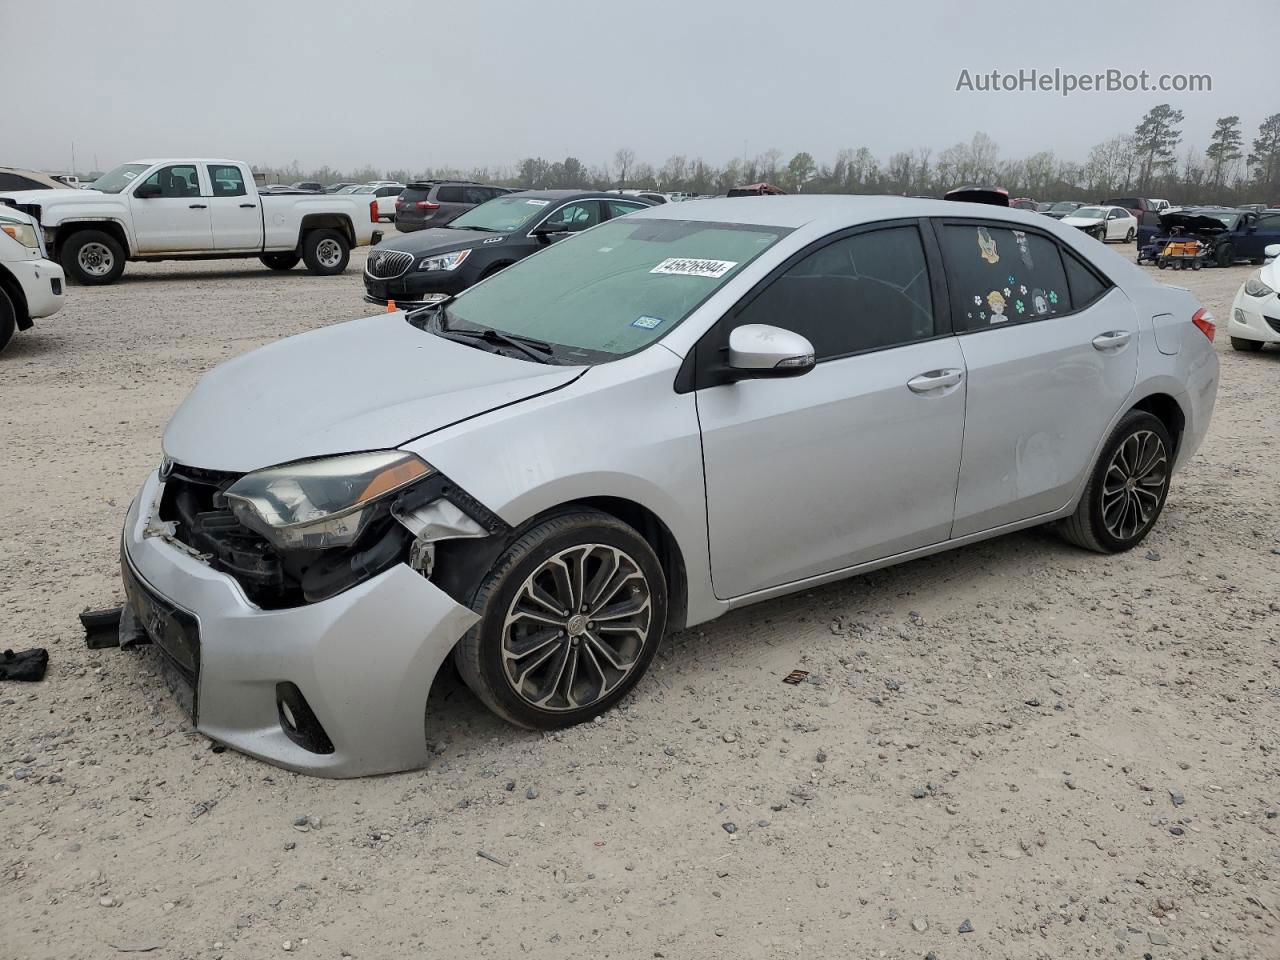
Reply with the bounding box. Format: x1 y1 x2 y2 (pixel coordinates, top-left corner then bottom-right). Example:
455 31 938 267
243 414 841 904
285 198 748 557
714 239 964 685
122 196 1218 776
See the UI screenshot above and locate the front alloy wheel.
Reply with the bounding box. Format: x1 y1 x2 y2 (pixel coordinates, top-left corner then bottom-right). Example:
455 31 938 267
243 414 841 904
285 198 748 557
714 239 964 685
455 510 667 728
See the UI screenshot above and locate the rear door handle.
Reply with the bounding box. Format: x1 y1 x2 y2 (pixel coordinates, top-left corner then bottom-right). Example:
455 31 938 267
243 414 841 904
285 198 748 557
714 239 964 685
239 203 256 209
1091 330 1132 350
189 203 207 209
907 368 964 393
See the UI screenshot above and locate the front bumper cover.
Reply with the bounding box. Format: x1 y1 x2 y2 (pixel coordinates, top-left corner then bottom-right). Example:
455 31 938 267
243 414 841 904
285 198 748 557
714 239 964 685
122 468 480 777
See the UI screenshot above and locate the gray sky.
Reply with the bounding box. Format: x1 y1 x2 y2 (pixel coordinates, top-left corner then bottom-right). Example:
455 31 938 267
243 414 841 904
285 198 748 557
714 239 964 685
2 0 1270 176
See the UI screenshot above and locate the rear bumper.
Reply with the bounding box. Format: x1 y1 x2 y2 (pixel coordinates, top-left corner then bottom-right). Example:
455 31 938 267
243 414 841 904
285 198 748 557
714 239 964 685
121 468 479 777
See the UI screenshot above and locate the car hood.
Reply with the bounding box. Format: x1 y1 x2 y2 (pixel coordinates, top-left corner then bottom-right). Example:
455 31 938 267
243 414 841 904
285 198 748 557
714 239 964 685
1156 211 1230 234
162 312 584 473
0 188 103 203
378 226 507 257
1062 215 1104 226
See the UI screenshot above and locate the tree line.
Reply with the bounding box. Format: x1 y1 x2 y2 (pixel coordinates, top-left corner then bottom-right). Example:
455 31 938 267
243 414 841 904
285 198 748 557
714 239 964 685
257 106 1280 205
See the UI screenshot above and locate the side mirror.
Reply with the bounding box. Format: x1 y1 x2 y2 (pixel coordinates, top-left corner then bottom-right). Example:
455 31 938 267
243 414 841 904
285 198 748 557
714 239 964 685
726 324 815 380
134 183 161 199
1265 243 1280 261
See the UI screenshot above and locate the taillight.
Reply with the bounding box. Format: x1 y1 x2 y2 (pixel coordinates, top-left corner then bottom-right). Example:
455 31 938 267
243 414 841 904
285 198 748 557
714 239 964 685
1192 308 1215 342
369 199 378 223
416 201 439 210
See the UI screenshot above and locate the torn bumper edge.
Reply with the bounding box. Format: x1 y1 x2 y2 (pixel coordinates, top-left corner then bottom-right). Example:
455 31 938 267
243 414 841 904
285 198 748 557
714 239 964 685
122 468 480 778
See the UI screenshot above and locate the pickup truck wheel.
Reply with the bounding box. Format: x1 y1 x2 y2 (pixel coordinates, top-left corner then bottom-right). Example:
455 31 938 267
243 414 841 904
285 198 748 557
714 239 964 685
61 230 126 285
0 287 16 354
302 229 349 275
260 253 300 271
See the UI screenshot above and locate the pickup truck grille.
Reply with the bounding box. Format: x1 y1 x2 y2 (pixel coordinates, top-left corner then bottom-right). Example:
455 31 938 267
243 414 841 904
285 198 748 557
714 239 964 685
365 249 414 279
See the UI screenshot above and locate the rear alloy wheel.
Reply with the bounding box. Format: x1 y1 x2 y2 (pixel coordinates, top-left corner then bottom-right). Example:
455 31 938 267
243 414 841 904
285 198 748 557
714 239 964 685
1230 336 1264 352
1059 411 1173 553
454 510 667 729
301 228 350 275
260 253 300 271
1125 227 1136 243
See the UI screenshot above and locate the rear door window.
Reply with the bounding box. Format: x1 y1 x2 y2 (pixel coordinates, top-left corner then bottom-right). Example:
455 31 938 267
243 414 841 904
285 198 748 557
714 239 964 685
938 223 1071 331
606 200 648 219
207 164 246 197
437 185 466 203
462 186 491 205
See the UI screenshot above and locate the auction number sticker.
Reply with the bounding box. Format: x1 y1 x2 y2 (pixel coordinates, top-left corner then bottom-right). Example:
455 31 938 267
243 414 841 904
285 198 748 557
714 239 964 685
524 199 551 206
650 257 738 278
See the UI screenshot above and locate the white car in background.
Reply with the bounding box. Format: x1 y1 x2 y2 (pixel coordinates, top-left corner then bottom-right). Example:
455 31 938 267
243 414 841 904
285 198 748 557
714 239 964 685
351 183 404 222
1227 242 1280 352
1062 205 1139 243
0 206 66 353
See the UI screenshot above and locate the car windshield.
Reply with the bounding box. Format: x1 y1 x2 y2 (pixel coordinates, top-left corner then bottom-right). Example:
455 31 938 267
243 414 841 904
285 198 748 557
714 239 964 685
448 195 562 233
437 218 789 362
350 186 376 194
90 163 150 194
1208 212 1241 228
1073 207 1105 219
1050 202 1079 211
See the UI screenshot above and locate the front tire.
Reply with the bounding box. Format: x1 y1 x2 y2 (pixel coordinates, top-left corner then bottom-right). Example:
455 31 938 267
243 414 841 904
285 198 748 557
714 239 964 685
301 229 349 275
260 253 300 271
1231 336 1264 352
1215 243 1234 268
0 287 16 354
454 510 667 729
1059 410 1173 554
60 229 126 285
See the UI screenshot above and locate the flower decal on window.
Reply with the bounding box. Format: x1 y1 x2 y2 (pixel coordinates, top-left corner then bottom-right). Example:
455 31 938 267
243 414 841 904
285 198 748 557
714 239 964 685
1015 299 1025 314
1048 290 1059 305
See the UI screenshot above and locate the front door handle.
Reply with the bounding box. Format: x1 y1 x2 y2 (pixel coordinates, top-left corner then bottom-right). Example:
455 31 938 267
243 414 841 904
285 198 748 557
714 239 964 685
189 203 208 209
907 368 964 394
239 203 256 209
1091 330 1132 350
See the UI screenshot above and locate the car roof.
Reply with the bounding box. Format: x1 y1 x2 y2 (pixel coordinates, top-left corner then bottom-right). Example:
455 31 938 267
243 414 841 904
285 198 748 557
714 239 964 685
622 194 1083 231
504 189 649 203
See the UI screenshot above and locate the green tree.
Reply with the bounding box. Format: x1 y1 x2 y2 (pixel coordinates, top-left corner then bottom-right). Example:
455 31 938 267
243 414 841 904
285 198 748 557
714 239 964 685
1133 104 1184 192
1205 116 1243 189
785 152 816 191
1248 113 1280 196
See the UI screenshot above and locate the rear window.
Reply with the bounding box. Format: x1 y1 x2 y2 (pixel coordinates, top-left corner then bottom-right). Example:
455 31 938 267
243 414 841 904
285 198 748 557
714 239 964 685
940 223 1070 331
399 186 430 204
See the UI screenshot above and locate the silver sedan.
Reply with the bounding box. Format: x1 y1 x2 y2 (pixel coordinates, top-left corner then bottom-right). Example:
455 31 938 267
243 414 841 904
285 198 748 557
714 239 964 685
123 196 1218 776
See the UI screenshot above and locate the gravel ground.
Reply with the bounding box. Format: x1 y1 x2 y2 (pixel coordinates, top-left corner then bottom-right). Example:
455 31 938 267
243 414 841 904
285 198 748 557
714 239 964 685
1 244 1277 960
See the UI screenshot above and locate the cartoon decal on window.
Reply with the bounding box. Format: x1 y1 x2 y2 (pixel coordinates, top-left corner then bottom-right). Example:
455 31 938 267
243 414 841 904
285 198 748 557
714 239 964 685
978 227 1000 264
1032 288 1049 315
1012 230 1034 270
987 290 1008 322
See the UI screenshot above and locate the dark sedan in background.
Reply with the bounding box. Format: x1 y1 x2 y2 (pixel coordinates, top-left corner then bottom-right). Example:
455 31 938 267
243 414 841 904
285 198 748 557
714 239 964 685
365 190 652 307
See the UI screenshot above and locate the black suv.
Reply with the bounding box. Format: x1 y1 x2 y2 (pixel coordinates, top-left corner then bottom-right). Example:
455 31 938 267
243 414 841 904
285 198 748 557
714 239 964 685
394 180 513 232
365 190 653 307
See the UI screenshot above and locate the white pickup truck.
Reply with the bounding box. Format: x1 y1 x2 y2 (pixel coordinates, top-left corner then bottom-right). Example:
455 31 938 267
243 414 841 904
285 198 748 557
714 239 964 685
0 159 383 285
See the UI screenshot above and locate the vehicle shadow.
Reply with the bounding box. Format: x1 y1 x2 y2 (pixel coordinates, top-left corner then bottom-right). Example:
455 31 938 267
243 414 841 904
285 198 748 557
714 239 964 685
105 267 357 285
421 522 1074 746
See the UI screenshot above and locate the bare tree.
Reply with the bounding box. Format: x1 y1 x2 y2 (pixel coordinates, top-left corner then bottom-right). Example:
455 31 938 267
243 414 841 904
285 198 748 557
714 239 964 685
613 147 636 188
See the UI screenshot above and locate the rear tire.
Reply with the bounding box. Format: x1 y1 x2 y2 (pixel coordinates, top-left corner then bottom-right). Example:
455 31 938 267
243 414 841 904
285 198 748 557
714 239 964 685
1125 227 1136 243
301 229 349 275
260 253 300 271
454 510 667 729
1059 410 1173 554
1231 336 1264 352
0 287 16 354
60 229 126 285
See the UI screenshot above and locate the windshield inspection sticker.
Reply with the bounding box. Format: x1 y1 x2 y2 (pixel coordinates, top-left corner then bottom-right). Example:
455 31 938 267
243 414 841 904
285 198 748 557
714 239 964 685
650 257 738 279
632 315 664 329
524 198 551 206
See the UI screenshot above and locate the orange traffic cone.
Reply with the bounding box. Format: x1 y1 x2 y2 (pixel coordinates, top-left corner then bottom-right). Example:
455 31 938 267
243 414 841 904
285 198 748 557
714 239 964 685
386 299 397 313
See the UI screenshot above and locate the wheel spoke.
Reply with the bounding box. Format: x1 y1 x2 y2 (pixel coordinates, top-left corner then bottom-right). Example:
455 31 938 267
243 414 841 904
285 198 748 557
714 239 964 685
582 548 622 609
505 627 561 660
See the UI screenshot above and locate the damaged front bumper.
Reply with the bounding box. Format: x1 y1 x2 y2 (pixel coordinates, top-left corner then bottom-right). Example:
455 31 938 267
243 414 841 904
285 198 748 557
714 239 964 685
121 468 480 777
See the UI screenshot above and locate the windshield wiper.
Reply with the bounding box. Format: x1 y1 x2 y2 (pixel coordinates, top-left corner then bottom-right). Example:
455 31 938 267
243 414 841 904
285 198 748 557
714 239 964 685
447 224 496 232
442 326 555 363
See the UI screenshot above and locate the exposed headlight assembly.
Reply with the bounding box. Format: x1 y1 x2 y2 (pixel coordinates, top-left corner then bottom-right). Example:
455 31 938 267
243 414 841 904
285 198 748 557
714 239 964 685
1244 273 1275 298
225 451 433 549
417 249 471 272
